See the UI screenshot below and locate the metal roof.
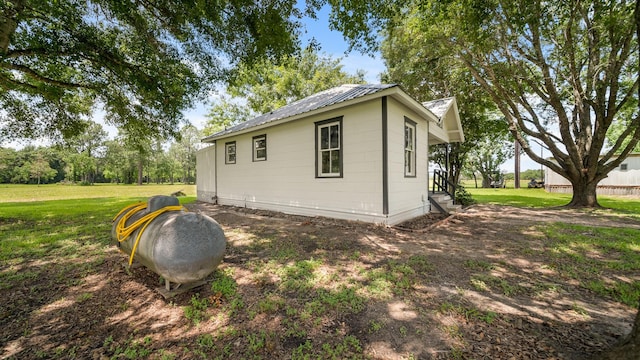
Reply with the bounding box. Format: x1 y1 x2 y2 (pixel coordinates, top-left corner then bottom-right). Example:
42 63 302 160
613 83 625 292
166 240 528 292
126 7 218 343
202 84 397 142
422 97 454 119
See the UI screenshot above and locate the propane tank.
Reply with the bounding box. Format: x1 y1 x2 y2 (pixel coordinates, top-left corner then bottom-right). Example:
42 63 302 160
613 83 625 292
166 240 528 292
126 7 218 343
112 195 226 284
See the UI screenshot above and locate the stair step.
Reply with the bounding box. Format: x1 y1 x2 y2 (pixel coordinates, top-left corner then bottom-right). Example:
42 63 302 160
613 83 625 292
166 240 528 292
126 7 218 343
430 194 452 202
446 204 462 212
429 194 460 214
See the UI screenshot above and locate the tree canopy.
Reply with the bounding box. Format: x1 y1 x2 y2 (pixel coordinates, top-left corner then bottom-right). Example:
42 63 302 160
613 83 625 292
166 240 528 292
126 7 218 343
380 15 508 188
204 48 365 135
332 0 639 207
0 0 305 142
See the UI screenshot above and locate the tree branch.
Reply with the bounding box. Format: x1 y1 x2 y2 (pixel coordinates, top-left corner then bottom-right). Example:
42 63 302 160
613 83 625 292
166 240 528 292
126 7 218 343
600 118 640 175
6 48 77 58
0 72 39 92
0 0 25 55
0 63 84 89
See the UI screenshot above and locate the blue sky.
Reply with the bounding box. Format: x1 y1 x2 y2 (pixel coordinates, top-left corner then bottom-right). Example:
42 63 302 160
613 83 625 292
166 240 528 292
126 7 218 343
3 6 543 172
184 6 386 131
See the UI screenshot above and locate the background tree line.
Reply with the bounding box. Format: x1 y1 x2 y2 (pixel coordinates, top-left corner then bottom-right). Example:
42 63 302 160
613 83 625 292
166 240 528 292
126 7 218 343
0 123 201 185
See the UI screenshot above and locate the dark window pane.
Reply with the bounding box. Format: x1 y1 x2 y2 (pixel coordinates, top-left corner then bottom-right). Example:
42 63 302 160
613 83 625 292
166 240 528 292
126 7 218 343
331 150 340 173
229 154 236 163
405 126 414 150
322 151 330 173
255 139 265 149
321 127 329 149
330 125 339 149
405 127 410 148
256 149 266 159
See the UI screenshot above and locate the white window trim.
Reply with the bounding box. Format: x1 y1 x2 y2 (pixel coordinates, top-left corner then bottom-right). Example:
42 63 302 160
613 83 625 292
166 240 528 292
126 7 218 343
316 118 343 178
253 134 267 162
225 141 236 164
404 119 416 177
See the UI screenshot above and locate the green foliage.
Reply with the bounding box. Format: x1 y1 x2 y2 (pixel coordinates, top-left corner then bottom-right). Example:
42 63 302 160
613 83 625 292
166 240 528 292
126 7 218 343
364 255 432 297
467 129 514 188
381 10 507 187
210 269 238 300
2 125 199 185
1 0 308 141
540 223 640 307
105 336 153 359
167 124 201 184
463 259 494 271
196 333 215 349
183 294 209 325
0 145 64 184
470 274 524 297
203 96 253 136
439 302 499 324
454 185 475 206
368 319 383 333
76 292 93 303
280 258 322 292
331 0 639 206
205 47 365 133
229 48 366 114
257 293 285 313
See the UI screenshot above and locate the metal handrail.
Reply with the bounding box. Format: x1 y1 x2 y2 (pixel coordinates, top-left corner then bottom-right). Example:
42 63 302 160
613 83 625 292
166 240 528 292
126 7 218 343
432 169 457 204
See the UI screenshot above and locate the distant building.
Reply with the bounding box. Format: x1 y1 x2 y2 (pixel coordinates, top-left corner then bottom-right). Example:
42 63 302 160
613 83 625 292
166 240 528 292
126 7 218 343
545 153 640 195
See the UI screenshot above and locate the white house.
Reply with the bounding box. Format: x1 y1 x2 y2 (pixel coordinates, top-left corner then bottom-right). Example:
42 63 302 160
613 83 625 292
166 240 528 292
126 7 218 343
545 153 640 195
196 84 464 225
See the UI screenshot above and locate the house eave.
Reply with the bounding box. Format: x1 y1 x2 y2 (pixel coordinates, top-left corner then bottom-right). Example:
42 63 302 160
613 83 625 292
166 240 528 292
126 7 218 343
201 85 440 143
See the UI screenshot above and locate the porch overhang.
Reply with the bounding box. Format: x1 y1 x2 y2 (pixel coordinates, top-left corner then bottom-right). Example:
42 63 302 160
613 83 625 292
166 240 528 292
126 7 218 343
423 97 465 145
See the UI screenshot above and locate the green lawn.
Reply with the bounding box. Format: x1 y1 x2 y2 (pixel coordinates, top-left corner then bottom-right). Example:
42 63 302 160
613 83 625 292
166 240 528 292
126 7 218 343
0 187 197 265
1 184 639 358
464 184 640 215
0 183 196 202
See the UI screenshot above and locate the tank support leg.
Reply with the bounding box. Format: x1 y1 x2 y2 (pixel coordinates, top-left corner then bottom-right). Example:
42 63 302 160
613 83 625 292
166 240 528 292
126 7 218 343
157 280 206 299
165 280 181 291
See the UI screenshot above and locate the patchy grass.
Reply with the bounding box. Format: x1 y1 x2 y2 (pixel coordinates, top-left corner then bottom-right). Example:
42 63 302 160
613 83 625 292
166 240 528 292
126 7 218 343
1 186 639 359
537 223 640 307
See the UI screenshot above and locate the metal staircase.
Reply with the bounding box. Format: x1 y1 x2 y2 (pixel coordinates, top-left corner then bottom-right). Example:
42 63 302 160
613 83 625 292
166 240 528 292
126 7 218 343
428 169 461 215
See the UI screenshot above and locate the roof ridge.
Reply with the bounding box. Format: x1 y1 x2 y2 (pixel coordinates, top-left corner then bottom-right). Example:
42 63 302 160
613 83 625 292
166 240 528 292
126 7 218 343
202 83 399 141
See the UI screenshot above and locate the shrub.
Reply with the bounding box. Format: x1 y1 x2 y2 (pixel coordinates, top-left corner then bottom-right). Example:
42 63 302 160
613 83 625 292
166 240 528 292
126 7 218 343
455 185 476 206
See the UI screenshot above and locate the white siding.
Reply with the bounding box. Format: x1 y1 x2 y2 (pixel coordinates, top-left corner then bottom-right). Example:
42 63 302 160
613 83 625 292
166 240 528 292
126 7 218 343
386 97 430 223
196 145 217 202
545 154 640 195
215 99 386 222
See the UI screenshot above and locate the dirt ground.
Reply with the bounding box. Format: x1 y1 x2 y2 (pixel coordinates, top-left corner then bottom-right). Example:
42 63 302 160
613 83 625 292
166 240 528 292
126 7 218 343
2 203 639 359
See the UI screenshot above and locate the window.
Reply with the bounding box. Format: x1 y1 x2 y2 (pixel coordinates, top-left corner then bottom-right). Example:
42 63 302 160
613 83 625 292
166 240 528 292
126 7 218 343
404 118 416 177
621 163 628 171
316 118 343 177
253 135 267 161
225 141 236 164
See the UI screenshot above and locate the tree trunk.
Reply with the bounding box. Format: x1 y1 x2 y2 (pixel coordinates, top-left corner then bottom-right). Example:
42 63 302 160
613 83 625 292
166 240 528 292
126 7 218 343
568 176 600 207
137 158 143 186
595 301 640 359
